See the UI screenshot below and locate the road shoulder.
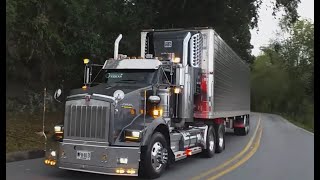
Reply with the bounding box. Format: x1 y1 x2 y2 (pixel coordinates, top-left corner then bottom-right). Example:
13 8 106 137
6 150 45 163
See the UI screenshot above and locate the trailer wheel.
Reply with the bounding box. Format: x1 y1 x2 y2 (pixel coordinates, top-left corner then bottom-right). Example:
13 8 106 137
139 132 168 179
202 126 216 158
214 124 225 153
246 115 250 133
234 115 250 136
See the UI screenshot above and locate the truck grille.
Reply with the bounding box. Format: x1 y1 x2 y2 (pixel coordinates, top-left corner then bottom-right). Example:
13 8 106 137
64 103 111 141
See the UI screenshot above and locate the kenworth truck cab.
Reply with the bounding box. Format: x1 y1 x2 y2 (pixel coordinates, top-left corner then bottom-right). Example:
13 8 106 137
45 27 250 179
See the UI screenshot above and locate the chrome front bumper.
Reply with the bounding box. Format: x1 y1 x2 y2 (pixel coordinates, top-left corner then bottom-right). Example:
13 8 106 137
53 142 141 176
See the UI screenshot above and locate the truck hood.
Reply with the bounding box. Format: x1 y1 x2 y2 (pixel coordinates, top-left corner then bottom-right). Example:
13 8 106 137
69 83 146 97
67 83 152 144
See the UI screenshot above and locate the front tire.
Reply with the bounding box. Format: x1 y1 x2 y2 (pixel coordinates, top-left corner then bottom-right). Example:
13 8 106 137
139 132 168 179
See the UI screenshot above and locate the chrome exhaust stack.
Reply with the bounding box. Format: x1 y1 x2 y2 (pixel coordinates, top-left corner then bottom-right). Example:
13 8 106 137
114 34 123 60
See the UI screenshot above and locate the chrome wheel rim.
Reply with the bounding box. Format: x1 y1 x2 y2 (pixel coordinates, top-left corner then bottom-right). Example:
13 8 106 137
245 121 249 133
219 137 224 147
219 128 224 148
209 132 215 151
151 141 167 171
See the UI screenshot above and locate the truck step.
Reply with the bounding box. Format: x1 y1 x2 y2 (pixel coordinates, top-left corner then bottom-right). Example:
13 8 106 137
174 151 187 161
174 146 202 161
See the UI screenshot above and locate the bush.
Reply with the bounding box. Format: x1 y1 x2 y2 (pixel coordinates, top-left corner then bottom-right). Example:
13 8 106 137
6 89 60 115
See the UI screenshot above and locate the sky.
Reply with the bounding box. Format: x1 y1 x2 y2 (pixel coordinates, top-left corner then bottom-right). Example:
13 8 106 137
250 0 314 56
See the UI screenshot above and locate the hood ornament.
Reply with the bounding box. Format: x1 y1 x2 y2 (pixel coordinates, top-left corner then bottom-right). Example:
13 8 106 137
85 95 91 102
113 90 125 106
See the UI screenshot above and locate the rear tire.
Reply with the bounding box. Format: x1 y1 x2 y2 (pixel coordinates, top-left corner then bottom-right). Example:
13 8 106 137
139 132 168 179
214 124 225 153
202 126 216 158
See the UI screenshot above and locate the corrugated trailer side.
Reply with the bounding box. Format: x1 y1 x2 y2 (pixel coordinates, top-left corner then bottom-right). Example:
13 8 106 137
211 31 250 118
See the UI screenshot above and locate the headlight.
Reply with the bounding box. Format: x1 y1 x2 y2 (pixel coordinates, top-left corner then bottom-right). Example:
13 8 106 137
54 125 63 133
125 130 142 141
54 125 63 141
131 131 140 137
50 151 56 157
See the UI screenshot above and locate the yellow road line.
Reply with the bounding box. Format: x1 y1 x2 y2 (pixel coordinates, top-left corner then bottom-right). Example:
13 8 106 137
207 124 263 180
190 114 261 180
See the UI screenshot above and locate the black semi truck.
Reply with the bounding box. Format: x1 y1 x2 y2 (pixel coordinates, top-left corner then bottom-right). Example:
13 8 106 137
45 27 250 179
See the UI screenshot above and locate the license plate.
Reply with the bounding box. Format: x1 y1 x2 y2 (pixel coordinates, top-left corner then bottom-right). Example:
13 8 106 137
76 151 91 160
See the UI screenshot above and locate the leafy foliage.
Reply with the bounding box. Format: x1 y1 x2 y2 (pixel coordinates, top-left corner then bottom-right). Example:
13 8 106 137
6 0 300 113
251 19 314 130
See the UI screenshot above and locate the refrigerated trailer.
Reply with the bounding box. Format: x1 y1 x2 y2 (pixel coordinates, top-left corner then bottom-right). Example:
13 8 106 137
45 27 250 179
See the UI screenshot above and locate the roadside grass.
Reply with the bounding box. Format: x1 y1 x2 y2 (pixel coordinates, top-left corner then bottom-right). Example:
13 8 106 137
254 109 314 133
7 110 313 153
280 114 314 133
6 112 63 153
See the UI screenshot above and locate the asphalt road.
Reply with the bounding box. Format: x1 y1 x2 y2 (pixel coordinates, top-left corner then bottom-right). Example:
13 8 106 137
6 113 314 180
221 113 314 180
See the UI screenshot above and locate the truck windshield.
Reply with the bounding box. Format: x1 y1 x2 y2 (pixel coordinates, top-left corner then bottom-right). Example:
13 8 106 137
105 69 157 86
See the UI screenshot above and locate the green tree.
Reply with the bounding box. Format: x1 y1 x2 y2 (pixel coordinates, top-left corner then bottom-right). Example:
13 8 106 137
278 19 314 100
6 0 301 113
140 0 300 64
252 19 314 131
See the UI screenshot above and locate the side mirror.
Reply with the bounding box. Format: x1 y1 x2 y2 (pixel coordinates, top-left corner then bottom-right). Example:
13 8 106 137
54 89 62 103
148 95 161 104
